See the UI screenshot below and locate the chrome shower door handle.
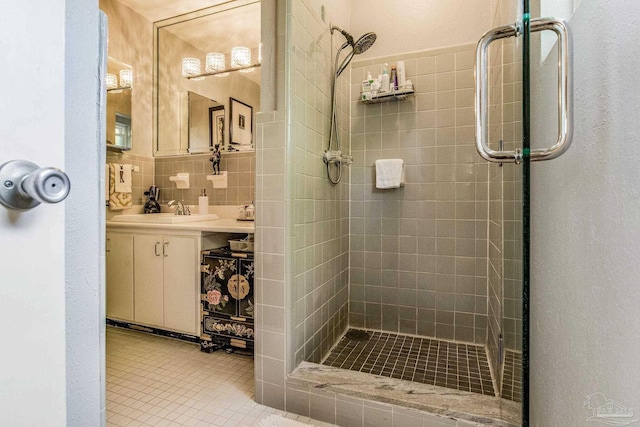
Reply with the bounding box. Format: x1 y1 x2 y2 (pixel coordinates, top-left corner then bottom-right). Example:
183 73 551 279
528 17 573 162
475 23 519 163
0 160 71 210
475 18 573 163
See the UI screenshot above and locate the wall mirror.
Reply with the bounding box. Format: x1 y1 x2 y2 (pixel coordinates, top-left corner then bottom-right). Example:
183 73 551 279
182 91 224 154
106 57 133 151
154 0 261 157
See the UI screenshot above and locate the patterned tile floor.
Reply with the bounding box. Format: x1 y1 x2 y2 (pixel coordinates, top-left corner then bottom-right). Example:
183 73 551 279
106 327 334 427
501 350 522 403
323 330 496 398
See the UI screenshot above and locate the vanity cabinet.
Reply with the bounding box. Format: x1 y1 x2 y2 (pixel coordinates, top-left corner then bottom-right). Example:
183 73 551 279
134 234 198 334
106 231 134 321
200 248 255 351
106 225 234 337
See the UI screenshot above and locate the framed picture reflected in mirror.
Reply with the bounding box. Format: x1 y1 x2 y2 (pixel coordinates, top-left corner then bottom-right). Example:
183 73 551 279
209 105 225 148
229 97 253 150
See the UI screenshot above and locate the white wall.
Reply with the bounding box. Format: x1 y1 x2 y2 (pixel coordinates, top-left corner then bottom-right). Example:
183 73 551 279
307 0 350 33
529 0 640 424
65 1 104 425
349 0 491 60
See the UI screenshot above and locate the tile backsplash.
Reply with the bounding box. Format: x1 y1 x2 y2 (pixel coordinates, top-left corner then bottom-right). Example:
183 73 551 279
154 152 255 207
106 151 255 210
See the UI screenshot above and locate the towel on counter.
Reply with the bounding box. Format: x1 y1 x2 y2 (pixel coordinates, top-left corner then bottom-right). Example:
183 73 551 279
108 163 132 210
115 163 132 193
375 159 405 189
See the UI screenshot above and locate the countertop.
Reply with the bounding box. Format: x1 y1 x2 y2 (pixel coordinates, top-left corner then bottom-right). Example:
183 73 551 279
106 218 255 234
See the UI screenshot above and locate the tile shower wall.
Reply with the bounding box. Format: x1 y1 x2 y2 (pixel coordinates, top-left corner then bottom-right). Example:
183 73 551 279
290 0 350 366
253 0 288 410
255 0 351 411
350 45 489 345
486 36 504 387
486 0 523 392
154 153 255 206
501 38 523 353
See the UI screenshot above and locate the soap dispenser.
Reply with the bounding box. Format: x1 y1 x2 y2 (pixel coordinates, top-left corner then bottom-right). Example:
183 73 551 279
198 188 209 215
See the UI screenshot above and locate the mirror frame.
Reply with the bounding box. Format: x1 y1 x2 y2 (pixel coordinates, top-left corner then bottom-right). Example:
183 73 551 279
152 0 260 157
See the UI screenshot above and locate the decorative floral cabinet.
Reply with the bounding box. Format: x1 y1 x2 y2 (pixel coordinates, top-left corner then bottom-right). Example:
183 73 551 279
200 248 255 352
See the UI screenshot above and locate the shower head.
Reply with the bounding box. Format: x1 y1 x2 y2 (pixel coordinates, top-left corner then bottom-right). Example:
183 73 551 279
331 26 378 77
353 32 377 55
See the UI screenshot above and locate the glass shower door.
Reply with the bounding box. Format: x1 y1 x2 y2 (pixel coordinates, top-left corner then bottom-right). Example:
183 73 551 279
476 1 572 424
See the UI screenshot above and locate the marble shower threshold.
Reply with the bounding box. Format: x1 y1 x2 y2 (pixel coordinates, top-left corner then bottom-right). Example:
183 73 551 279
289 362 520 426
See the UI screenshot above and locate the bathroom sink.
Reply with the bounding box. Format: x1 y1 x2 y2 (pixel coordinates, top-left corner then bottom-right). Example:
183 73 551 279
110 213 220 224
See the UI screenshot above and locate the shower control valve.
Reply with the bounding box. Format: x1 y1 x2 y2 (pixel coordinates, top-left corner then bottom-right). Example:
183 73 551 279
323 150 342 164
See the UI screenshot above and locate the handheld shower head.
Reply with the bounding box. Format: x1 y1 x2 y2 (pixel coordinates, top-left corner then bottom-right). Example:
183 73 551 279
331 26 378 77
353 32 377 54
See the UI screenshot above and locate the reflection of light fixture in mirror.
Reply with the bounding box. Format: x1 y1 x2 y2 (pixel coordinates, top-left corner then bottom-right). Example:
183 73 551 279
182 58 204 81
181 48 261 79
119 69 133 88
231 47 254 73
106 73 119 92
205 53 229 77
106 70 133 92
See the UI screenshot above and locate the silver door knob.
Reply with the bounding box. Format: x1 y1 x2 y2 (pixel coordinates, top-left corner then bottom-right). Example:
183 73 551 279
0 160 71 210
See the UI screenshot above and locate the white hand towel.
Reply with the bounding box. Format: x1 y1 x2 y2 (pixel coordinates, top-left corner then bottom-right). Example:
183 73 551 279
375 159 405 189
108 164 132 210
114 164 132 193
105 167 110 202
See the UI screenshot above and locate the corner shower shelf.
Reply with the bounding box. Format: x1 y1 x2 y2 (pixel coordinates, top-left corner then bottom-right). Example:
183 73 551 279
361 86 415 104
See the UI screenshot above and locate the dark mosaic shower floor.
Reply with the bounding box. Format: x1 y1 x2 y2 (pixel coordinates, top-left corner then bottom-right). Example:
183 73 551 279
323 329 496 397
501 350 522 402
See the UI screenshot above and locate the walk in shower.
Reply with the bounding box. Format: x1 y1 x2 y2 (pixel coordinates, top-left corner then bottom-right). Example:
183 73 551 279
254 0 571 425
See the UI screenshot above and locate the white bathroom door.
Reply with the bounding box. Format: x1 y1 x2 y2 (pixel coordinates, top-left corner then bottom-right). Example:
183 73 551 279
0 0 101 426
0 0 68 424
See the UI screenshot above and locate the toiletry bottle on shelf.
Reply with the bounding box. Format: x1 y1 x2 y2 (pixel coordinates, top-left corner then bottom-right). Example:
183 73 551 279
361 71 374 100
381 63 390 93
390 65 398 91
361 74 371 94
199 188 209 214
397 60 406 88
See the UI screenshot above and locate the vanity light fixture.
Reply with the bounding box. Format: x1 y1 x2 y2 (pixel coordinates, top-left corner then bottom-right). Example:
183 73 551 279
181 57 204 81
106 73 119 92
181 47 260 80
231 46 253 73
106 70 133 92
119 69 133 88
205 53 229 77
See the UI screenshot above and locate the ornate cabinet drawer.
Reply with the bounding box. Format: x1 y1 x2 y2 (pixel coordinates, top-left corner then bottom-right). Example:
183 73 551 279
200 248 254 352
201 315 254 350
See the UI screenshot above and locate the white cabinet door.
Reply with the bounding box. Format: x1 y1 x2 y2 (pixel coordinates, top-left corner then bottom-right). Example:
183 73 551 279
163 236 198 334
134 234 164 327
106 232 134 321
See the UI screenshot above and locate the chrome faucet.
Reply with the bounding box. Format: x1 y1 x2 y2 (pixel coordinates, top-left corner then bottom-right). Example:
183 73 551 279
168 199 189 215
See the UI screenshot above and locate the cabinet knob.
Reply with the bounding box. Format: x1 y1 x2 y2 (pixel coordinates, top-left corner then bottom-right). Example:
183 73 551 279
163 241 169 257
155 242 161 256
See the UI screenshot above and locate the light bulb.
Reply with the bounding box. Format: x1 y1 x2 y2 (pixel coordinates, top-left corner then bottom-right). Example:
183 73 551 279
231 47 251 72
106 73 122 93
119 69 133 88
181 57 204 80
106 73 117 89
206 53 229 77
